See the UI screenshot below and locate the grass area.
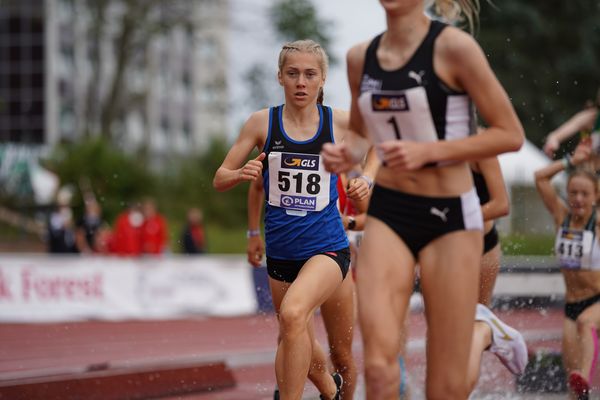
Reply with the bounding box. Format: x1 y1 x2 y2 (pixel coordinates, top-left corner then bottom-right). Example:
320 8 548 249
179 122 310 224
183 229 556 256
500 233 554 256
167 223 248 254
204 224 248 254
0 220 45 252
2 216 554 257
0 219 36 239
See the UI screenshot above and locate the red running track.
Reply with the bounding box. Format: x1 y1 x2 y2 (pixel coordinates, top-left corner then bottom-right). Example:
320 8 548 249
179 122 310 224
0 307 571 399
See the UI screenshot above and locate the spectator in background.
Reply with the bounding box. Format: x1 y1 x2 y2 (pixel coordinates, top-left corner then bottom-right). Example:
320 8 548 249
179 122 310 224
47 186 78 254
141 198 168 255
112 203 144 256
181 207 206 254
75 198 104 254
94 223 116 254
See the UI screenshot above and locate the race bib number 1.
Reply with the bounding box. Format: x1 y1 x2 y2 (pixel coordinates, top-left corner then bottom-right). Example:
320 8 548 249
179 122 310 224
268 152 331 213
358 86 438 145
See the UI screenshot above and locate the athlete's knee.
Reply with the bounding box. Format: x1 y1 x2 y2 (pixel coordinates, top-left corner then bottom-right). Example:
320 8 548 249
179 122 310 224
364 357 398 396
278 303 309 336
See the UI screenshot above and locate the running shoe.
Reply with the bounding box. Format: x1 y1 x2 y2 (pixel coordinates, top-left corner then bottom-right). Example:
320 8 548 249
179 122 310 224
568 371 590 400
319 372 343 400
475 303 528 375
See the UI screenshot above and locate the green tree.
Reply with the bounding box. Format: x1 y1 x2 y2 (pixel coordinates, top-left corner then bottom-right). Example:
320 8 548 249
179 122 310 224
77 0 197 140
159 138 251 229
43 137 155 222
269 0 337 64
475 1 600 152
243 0 336 111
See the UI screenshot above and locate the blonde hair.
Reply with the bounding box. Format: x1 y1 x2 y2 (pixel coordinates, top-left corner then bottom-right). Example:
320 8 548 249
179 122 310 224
431 0 482 33
278 39 329 105
568 168 599 194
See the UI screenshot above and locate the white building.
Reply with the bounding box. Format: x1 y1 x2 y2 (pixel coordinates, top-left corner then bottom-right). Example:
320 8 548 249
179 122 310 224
1 0 229 156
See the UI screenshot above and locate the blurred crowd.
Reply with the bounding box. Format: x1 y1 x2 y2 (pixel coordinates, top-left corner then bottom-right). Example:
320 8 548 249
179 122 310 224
46 189 206 256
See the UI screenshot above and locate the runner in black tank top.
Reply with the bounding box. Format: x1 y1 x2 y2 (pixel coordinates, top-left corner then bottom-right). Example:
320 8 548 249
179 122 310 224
320 1 525 398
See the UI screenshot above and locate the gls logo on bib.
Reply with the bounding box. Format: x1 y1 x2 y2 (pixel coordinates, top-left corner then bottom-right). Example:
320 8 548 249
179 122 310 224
372 93 410 112
281 153 319 170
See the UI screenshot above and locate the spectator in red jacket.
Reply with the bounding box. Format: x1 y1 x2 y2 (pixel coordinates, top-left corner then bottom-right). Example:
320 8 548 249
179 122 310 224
141 198 168 255
112 203 144 256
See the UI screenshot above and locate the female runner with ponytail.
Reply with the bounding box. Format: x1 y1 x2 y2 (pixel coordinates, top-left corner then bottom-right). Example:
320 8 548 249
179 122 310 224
321 1 525 398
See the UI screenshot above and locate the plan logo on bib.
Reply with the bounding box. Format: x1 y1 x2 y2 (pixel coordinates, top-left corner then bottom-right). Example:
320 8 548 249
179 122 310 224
280 195 317 211
281 153 319 170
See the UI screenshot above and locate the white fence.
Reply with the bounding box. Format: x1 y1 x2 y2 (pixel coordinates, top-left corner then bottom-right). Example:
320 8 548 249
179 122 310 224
0 255 258 322
0 254 566 323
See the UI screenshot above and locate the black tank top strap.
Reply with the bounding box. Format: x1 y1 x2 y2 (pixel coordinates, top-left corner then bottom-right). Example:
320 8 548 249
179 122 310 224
362 33 384 78
414 20 447 69
268 105 285 146
262 104 332 174
562 214 571 229
322 105 334 143
262 105 279 172
586 209 597 231
562 211 597 232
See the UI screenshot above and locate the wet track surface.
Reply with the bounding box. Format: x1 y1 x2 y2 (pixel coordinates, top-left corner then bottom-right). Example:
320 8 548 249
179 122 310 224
0 305 585 399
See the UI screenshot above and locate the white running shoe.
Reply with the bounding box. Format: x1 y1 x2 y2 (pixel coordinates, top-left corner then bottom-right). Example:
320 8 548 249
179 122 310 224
475 303 528 375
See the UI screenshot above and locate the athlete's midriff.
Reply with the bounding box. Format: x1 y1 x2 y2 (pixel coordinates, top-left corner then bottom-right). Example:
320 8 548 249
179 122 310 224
376 161 473 197
563 269 600 302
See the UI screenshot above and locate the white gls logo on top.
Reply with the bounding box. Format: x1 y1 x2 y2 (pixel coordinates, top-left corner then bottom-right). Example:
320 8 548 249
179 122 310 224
430 207 449 222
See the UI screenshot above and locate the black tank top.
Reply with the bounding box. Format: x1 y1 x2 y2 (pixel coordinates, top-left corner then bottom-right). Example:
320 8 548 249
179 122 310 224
358 20 476 143
259 104 347 259
262 104 334 169
261 103 339 215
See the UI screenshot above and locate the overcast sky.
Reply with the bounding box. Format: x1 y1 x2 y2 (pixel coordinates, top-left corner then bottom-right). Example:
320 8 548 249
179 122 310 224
228 0 386 135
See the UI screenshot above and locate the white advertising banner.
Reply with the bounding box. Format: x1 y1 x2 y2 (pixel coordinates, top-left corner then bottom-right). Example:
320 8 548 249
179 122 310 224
0 255 258 322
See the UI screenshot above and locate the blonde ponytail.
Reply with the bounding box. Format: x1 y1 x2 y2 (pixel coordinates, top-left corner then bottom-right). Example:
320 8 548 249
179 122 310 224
431 0 482 33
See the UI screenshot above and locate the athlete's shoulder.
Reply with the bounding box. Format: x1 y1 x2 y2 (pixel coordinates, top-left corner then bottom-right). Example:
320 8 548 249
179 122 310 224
436 25 482 61
243 108 271 131
346 39 372 69
331 108 350 130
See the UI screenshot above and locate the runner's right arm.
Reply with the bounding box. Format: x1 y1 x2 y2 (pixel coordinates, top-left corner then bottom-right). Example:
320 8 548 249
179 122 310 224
247 176 265 267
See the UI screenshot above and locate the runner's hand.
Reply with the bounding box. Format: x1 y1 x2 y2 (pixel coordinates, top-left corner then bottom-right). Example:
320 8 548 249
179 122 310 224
347 176 370 201
543 136 560 157
247 236 264 267
378 140 431 171
572 137 593 166
239 153 266 182
321 143 358 174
